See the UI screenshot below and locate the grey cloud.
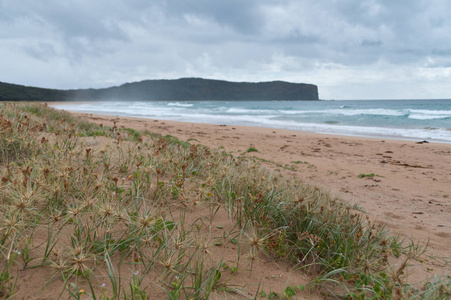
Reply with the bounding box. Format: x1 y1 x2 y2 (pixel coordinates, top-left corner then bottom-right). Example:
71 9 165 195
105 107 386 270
1 0 131 62
22 42 58 61
19 1 129 41
432 49 451 56
1 0 451 98
161 0 265 34
272 29 321 45
361 40 383 47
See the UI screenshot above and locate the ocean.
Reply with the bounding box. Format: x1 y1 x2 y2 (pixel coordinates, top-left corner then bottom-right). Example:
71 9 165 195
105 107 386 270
53 99 451 143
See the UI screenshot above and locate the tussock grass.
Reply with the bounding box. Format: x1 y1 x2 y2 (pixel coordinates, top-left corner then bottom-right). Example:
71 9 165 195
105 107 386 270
0 102 449 299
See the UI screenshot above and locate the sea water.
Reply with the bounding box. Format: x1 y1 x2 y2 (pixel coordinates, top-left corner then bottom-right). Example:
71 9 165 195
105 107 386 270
53 99 451 143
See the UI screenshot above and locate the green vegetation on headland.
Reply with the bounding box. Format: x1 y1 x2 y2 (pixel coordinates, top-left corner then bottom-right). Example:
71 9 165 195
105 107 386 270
0 102 449 299
0 78 319 101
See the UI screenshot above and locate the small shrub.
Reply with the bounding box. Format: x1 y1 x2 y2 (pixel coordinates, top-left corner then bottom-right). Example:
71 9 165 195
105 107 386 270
358 173 375 178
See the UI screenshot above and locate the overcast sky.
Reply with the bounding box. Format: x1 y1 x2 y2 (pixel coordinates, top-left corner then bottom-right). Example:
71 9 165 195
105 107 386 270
1 0 451 100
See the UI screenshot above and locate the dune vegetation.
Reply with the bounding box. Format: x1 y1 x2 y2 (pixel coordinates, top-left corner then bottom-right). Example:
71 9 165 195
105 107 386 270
0 102 449 299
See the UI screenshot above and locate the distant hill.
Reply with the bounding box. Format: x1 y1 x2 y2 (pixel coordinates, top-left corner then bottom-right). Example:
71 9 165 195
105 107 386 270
0 82 67 102
0 78 319 101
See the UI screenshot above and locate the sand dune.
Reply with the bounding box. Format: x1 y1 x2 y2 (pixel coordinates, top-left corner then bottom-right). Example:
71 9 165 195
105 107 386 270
69 111 451 283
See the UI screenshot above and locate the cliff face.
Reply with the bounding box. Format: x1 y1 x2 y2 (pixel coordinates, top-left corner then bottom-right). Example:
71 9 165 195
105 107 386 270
0 78 319 101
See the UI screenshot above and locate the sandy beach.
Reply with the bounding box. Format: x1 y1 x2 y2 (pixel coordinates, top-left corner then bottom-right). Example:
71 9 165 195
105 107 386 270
67 110 451 282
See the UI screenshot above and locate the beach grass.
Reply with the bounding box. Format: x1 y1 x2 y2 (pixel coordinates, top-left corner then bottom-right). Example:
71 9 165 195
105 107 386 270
0 102 449 299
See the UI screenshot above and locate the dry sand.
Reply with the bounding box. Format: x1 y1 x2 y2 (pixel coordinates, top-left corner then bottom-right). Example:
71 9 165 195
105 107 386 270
64 109 451 284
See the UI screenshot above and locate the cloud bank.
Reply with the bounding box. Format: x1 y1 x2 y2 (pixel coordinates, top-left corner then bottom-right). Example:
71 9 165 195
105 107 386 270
1 0 451 99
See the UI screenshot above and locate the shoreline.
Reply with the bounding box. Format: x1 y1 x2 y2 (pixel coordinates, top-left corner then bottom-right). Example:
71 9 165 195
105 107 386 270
51 107 451 282
50 101 451 144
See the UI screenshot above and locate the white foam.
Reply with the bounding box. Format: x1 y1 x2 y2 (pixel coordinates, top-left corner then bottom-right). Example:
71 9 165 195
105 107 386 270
409 109 451 115
226 108 274 114
323 108 406 116
407 109 451 120
278 110 312 115
408 114 450 120
167 102 193 107
279 108 405 116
